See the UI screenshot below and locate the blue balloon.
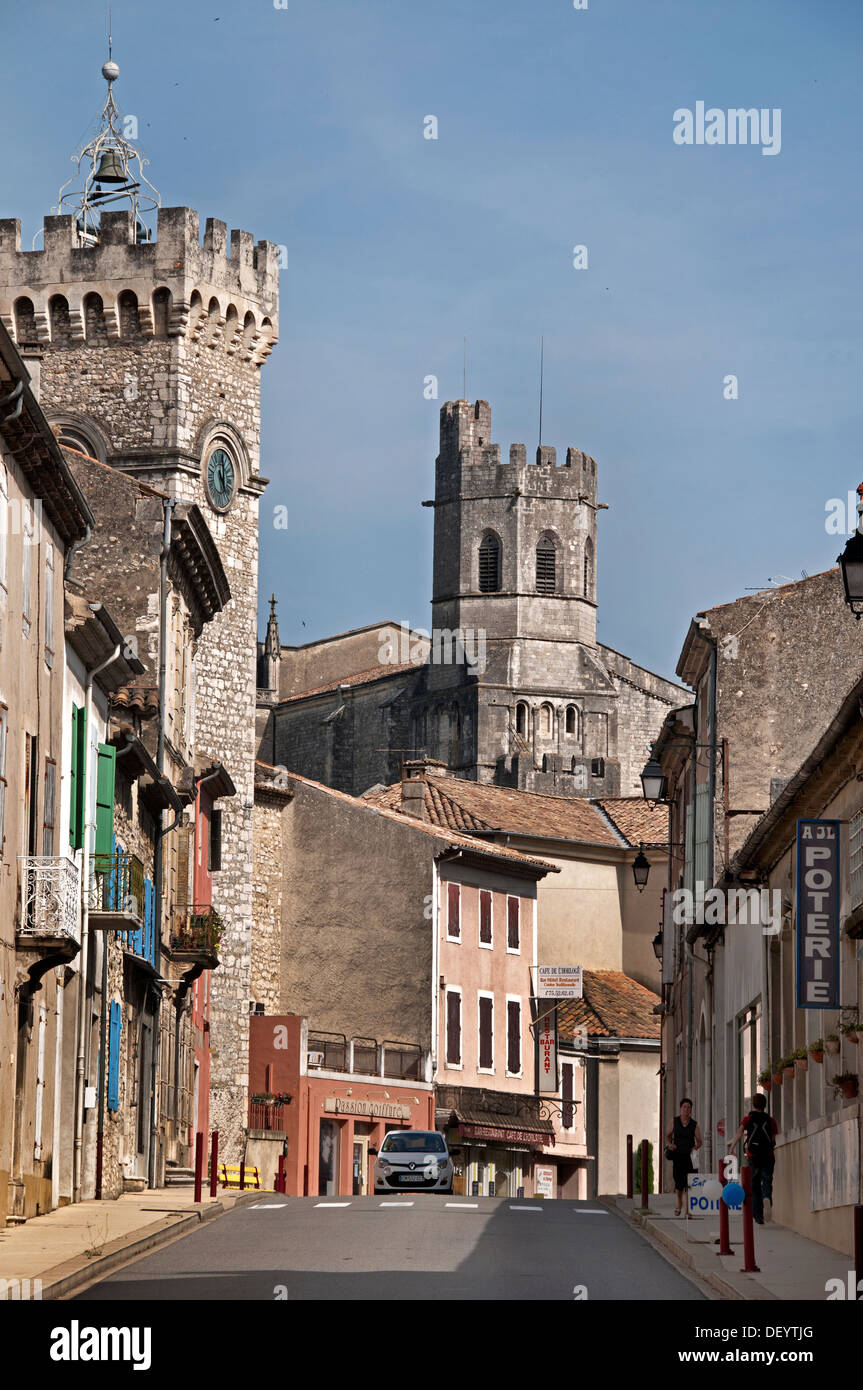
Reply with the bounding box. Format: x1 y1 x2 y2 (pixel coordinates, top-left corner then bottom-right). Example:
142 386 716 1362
721 1182 744 1209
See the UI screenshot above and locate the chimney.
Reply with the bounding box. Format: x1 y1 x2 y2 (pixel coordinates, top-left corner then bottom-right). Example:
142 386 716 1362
401 761 427 820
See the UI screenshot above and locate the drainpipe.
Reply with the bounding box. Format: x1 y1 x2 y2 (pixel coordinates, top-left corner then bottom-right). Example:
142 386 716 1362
148 498 176 1190
72 635 121 1204
64 523 91 582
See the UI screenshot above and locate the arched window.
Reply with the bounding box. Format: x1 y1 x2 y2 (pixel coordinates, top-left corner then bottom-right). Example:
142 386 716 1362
539 703 553 738
224 303 239 350
49 295 71 346
14 297 38 344
118 290 140 339
153 287 172 336
242 310 257 354
565 705 578 737
516 702 528 737
536 535 557 594
583 537 594 599
83 292 108 345
479 532 501 592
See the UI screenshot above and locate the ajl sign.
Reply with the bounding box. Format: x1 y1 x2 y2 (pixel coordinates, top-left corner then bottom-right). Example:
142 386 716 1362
796 819 840 1009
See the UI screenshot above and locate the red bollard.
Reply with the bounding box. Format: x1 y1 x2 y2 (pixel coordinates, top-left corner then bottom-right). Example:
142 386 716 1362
740 1165 760 1273
209 1131 219 1198
626 1134 633 1200
718 1156 732 1256
240 1159 245 1191
277 1153 286 1195
640 1138 649 1211
194 1131 204 1203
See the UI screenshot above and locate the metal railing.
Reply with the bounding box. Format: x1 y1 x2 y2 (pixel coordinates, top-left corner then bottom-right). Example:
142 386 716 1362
248 1092 292 1132
171 904 223 955
19 855 81 942
89 851 145 919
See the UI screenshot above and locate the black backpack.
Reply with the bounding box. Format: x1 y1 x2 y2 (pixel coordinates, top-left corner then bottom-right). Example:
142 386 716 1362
745 1112 774 1160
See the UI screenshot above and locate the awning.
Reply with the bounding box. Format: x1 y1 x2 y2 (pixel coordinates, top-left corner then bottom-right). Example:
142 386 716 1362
458 1121 552 1147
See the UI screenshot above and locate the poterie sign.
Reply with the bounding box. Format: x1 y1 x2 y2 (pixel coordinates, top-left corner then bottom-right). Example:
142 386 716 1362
796 819 840 1009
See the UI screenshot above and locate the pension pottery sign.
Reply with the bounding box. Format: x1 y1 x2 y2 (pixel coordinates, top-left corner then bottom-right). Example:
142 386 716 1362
796 819 840 1009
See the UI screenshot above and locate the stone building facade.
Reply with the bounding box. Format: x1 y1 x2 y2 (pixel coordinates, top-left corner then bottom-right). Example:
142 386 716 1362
259 401 686 799
0 206 279 1160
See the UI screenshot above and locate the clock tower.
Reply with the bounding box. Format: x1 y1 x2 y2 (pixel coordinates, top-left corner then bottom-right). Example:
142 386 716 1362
0 57 279 1158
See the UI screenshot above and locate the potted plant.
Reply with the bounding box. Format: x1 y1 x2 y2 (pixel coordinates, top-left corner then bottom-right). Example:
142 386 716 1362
758 1067 772 1093
772 1059 785 1085
831 1072 859 1101
793 1046 808 1074
840 1020 860 1044
809 1039 825 1063
825 1033 841 1055
782 1056 795 1080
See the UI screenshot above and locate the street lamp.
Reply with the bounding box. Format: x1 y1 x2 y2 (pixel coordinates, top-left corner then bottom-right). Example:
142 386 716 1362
838 486 863 618
640 757 667 803
633 845 650 893
652 929 663 961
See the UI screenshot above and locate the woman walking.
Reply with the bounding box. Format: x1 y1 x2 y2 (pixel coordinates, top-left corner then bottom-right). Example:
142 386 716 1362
665 1097 703 1216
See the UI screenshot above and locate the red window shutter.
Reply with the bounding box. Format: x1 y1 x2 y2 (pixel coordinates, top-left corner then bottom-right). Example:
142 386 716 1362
479 890 492 944
562 1062 574 1129
507 1000 521 1074
448 882 460 938
507 897 520 949
446 992 461 1065
479 996 493 1069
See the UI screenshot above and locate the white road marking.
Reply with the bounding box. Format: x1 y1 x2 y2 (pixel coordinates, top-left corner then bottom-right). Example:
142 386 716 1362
446 1202 479 1209
575 1208 610 1215
248 1202 288 1209
509 1205 542 1211
378 1201 414 1207
314 1201 352 1208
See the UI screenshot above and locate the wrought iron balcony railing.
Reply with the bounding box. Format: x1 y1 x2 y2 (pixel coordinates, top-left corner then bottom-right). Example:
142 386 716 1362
170 904 223 960
18 856 81 944
88 851 145 932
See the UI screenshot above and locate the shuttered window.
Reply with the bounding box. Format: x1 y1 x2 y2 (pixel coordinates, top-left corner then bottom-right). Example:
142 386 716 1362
507 896 520 951
447 882 460 940
562 1061 575 1130
507 999 522 1075
94 743 116 864
42 759 56 856
446 989 461 1066
479 534 501 593
536 538 556 594
107 1001 122 1112
0 460 7 591
0 704 7 854
478 994 494 1070
69 704 87 850
479 889 492 945
209 807 222 871
44 541 54 660
176 823 193 906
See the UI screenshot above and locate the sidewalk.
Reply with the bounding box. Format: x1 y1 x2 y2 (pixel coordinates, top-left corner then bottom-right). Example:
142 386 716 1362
0 1185 266 1300
607 1191 850 1301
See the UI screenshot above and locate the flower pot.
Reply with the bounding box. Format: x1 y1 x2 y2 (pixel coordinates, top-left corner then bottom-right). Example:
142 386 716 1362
783 1065 795 1080
826 1040 840 1055
810 1050 824 1064
839 1079 858 1101
760 1079 772 1092
795 1058 808 1074
772 1072 783 1085
846 1030 859 1045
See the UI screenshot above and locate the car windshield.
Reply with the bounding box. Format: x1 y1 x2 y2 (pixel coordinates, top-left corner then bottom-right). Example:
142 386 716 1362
380 1132 447 1154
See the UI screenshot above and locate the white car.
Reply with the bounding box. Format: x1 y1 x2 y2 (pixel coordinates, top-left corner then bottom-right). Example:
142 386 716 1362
373 1130 454 1194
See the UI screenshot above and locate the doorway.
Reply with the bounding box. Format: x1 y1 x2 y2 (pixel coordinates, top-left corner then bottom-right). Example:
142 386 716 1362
352 1136 369 1195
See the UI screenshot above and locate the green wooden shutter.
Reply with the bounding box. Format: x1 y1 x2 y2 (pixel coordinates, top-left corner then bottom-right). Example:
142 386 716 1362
94 742 116 863
69 704 87 850
107 1001 121 1112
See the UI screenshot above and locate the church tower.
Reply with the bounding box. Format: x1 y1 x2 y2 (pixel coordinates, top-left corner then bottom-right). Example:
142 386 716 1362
424 399 620 795
0 56 279 1156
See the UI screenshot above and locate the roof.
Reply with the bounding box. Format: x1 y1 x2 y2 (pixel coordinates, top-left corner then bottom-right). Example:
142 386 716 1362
254 761 560 875
277 660 424 704
557 971 661 1041
597 798 669 849
364 771 625 849
64 591 146 690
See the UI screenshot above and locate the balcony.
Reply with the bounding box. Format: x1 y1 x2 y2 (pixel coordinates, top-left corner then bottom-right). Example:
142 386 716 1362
170 904 223 968
306 1033 424 1081
88 852 145 934
18 856 81 969
248 1091 292 1133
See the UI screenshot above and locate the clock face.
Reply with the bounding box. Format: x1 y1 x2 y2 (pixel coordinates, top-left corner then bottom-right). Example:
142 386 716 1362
205 448 236 510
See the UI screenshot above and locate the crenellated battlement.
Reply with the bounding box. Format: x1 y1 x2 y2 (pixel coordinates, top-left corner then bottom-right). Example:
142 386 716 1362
438 399 598 499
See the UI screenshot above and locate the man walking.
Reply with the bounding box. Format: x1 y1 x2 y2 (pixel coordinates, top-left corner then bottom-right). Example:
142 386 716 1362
728 1094 778 1224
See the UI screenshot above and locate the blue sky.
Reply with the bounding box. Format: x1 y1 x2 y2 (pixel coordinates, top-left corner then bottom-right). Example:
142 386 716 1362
3 0 862 679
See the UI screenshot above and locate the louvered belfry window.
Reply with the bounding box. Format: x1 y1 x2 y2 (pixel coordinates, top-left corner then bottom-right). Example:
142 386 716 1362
536 537 556 593
479 534 501 592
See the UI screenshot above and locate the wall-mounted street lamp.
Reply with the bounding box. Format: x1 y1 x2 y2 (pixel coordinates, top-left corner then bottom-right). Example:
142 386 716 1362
652 929 663 962
632 844 651 893
838 485 863 618
640 757 667 804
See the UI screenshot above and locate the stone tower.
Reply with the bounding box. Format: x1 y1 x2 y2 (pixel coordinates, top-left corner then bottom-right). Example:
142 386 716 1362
423 399 620 794
0 74 279 1156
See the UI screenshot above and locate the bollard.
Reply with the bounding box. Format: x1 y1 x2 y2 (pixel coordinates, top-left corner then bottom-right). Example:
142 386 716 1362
626 1134 633 1200
718 1156 732 1256
209 1131 219 1198
239 1159 246 1191
194 1130 204 1203
640 1138 649 1211
855 1205 863 1296
740 1165 760 1272
277 1153 286 1195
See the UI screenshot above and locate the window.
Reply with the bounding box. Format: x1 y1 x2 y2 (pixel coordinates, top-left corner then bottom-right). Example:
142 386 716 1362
507 896 520 952
565 705 577 737
447 881 460 940
536 536 556 594
42 758 56 856
506 998 522 1075
539 704 553 738
0 704 7 853
851 809 863 911
478 993 494 1071
516 703 528 737
479 533 501 592
561 1061 575 1130
0 460 7 593
737 1002 762 1115
479 889 492 947
583 538 594 598
44 541 54 663
69 704 87 851
107 1001 122 1112
22 499 33 628
209 807 222 872
94 743 116 863
445 988 462 1066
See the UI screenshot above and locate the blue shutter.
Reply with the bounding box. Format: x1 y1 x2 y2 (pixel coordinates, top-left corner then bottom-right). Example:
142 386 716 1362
143 877 154 965
107 1001 122 1112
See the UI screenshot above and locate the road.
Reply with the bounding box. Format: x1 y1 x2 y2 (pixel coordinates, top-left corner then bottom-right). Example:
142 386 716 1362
75 1196 706 1300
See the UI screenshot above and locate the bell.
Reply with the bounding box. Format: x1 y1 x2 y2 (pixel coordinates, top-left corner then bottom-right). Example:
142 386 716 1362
92 148 127 183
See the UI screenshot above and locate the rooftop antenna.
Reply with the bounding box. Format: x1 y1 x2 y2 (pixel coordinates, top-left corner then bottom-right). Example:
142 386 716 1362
538 336 544 450
463 337 467 400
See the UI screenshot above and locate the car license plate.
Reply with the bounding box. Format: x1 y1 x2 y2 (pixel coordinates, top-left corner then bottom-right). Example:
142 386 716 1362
400 1174 425 1183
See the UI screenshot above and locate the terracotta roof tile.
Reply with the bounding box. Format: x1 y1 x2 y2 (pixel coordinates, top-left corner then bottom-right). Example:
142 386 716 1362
597 798 669 848
558 970 660 1041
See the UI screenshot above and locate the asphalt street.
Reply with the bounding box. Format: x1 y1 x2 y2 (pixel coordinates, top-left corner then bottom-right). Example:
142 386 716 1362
75 1196 706 1300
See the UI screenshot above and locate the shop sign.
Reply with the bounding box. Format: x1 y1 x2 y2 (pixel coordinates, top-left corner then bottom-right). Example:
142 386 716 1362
536 966 582 999
324 1097 412 1119
535 1165 555 1198
796 819 840 1008
459 1124 544 1146
537 1007 558 1092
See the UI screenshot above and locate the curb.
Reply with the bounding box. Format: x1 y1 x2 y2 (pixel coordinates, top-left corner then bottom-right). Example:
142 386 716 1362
41 1190 264 1301
610 1198 777 1302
